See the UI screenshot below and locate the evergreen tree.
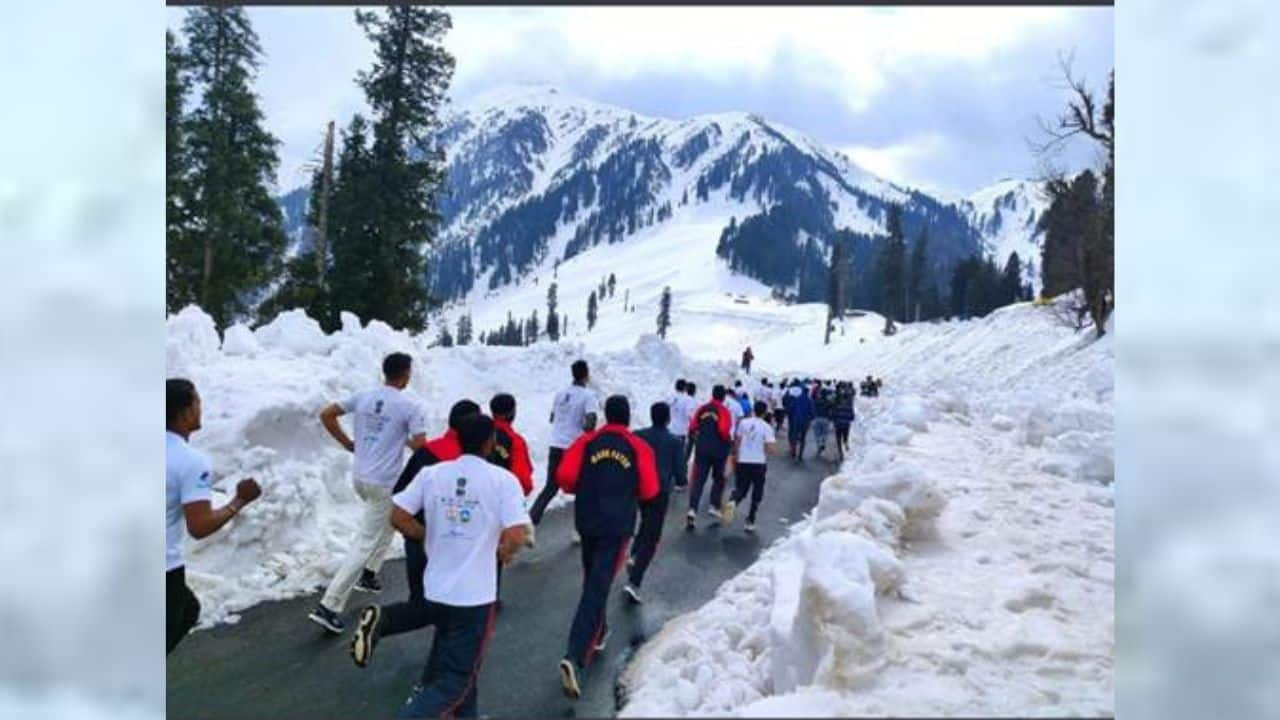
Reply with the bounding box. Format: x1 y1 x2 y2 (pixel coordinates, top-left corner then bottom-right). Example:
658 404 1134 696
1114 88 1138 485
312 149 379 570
456 313 473 345
166 29 195 314
326 114 378 325
562 313 569 336
526 310 539 345
908 228 929 322
657 285 672 339
434 322 453 348
352 6 456 331
257 167 334 328
587 290 598 331
177 7 287 327
877 204 907 327
607 272 616 298
825 238 848 345
545 282 560 341
1001 252 1024 306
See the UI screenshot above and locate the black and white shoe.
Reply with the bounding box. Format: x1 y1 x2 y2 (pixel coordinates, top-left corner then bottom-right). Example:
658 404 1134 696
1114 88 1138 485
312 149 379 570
708 507 723 521
559 659 581 699
594 626 612 651
685 510 696 529
745 521 757 534
623 584 642 604
570 530 581 546
308 604 344 634
626 555 636 569
350 605 381 667
353 570 382 594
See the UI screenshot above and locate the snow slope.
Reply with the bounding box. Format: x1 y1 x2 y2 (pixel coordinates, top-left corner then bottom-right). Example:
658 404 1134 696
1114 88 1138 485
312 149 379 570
960 178 1049 290
165 305 736 627
619 297 1114 717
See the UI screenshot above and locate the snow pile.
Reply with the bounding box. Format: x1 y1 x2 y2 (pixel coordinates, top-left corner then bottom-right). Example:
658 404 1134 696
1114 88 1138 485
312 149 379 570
622 299 1114 717
165 306 731 627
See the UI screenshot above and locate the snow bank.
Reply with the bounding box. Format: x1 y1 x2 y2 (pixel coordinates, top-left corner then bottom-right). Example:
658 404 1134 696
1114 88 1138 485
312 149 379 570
165 306 731 627
621 299 1114 717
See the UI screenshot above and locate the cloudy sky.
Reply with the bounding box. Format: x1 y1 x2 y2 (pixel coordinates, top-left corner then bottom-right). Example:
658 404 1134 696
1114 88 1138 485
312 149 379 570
167 6 1112 199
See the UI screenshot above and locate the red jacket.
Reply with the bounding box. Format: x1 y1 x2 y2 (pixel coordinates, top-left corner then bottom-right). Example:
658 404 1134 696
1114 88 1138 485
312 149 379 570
393 428 461 494
490 418 534 496
555 424 659 537
688 399 732 440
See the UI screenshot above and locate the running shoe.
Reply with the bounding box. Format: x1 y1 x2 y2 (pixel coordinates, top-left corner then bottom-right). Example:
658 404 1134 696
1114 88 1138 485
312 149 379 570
623 584 642 604
745 521 757 533
559 659 581 699
308 604 344 634
353 570 382 594
350 605 381 667
721 500 736 525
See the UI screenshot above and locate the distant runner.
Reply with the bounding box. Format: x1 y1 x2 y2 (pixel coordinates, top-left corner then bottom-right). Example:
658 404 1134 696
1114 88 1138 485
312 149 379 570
741 346 754 374
167 379 262 654
686 385 733 529
722 400 777 532
833 382 856 462
310 353 427 634
667 380 694 490
786 380 815 461
350 414 529 719
554 396 658 698
625 401 683 603
529 360 599 545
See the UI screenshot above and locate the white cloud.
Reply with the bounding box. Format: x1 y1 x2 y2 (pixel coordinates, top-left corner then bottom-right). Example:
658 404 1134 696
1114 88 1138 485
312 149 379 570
843 133 951 195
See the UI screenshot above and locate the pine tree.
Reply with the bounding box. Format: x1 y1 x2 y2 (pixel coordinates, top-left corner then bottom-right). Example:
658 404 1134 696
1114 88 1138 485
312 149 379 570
353 6 456 331
527 310 539 345
607 273 616 298
325 114 378 325
456 313 472 345
257 167 334 328
657 285 672 339
435 322 453 348
877 204 907 328
1001 252 1024 306
178 7 287 327
546 282 560 341
825 238 848 345
166 29 195 314
908 228 929 322
587 291 598 331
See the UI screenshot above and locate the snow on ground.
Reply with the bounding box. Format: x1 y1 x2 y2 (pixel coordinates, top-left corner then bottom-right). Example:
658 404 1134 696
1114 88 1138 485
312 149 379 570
166 305 736 628
619 297 1114 717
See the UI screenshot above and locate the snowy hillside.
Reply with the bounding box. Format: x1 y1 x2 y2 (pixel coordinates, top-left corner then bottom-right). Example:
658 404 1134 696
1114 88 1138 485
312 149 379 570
620 298 1114 717
960 178 1049 290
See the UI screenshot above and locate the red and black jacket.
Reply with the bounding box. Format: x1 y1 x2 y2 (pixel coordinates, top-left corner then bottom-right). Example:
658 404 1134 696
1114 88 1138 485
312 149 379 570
688 399 733 459
488 418 534 496
555 424 659 537
393 429 462 495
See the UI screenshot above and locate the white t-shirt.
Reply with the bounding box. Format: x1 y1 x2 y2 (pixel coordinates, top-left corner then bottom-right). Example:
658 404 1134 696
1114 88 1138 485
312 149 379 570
340 386 427 487
166 431 212 571
393 454 531 606
735 417 777 465
668 393 696 437
726 396 744 434
549 383 600 448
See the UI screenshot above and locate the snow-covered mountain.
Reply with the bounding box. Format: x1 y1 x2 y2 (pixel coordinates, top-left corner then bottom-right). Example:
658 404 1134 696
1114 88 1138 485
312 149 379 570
959 178 1048 290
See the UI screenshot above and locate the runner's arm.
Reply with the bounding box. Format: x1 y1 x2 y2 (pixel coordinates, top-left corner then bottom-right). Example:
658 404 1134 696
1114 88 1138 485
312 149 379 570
405 432 427 451
390 505 425 542
184 478 261 539
320 403 354 452
498 525 528 565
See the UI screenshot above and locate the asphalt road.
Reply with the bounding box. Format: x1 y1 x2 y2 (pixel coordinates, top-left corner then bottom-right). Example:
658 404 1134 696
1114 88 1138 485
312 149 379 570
167 451 834 719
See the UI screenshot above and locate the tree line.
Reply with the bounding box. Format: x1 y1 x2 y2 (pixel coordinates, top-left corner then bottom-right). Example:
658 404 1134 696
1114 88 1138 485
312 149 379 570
166 6 455 332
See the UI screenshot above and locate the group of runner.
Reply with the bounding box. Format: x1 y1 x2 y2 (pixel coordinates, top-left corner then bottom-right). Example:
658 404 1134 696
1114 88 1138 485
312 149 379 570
165 352 878 717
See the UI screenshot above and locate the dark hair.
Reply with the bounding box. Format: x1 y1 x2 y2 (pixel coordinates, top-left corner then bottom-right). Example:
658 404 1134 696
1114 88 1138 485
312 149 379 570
448 399 481 430
734 380 742 388
712 385 726 401
761 377 769 384
675 379 686 392
458 413 496 454
489 393 516 419
753 400 768 417
383 352 412 380
571 359 589 382
686 382 697 396
604 395 630 426
650 401 670 427
167 378 197 425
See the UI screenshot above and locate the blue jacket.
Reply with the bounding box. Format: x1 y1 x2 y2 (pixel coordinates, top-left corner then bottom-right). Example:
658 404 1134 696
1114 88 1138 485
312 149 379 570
786 389 814 427
833 394 855 425
635 425 683 495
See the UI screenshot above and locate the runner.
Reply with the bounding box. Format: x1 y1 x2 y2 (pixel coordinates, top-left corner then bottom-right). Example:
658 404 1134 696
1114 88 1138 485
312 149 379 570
487 392 534 610
528 360 599 544
811 383 835 460
554 395 658 698
741 346 754 374
349 414 529 719
686 385 733 529
166 379 263 654
625 401 683 603
723 400 777 532
309 353 428 634
786 380 815 461
667 380 694 491
681 381 699 469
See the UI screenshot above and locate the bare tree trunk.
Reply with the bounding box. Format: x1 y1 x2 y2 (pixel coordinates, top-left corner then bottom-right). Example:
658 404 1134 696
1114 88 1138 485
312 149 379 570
201 238 213 307
316 120 335 283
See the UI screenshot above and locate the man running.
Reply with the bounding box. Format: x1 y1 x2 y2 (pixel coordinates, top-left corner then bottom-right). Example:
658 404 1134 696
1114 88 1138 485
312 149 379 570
388 400 479 620
811 383 835 460
786 380 815 461
624 401 683 603
310 353 427 634
667 380 694 490
487 393 534 610
350 414 529 719
554 395 658 698
167 379 262 654
741 346 754 374
529 360 599 543
681 381 699 469
723 400 777 532
686 385 733 529
833 382 856 462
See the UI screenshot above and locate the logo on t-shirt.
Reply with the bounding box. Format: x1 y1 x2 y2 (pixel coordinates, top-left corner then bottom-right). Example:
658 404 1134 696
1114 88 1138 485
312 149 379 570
455 476 467 496
375 399 384 414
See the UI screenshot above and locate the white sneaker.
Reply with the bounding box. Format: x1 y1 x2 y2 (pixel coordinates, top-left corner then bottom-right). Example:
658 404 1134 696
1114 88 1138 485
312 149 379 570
745 521 756 533
559 659 581 699
721 500 736 525
685 510 696 528
709 507 723 521
623 584 642 604
570 530 581 545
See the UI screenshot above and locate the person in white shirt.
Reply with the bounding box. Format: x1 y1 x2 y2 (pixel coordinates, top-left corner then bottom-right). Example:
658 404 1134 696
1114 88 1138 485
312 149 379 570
722 401 777 533
667 379 694 489
349 414 529 718
309 352 427 634
167 379 262 654
528 359 599 529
